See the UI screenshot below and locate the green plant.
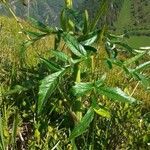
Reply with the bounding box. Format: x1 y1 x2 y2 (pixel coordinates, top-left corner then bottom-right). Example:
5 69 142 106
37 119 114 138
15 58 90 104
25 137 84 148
1 0 150 149
15 0 149 149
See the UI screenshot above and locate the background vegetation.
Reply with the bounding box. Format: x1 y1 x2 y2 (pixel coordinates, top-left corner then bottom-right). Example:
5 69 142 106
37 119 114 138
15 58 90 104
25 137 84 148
0 0 150 149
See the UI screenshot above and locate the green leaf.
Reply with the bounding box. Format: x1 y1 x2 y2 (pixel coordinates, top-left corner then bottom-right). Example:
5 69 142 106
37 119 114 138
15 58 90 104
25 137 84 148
133 61 150 72
124 52 146 66
83 45 97 54
113 41 133 53
92 99 110 118
132 72 150 90
83 10 89 34
38 69 65 114
54 33 61 50
52 50 69 63
79 30 101 45
69 107 94 140
95 74 107 88
0 113 5 150
28 17 54 33
24 30 46 39
93 108 110 118
40 57 61 72
97 87 137 104
62 32 87 57
60 9 67 31
5 85 28 95
72 82 93 97
107 33 124 41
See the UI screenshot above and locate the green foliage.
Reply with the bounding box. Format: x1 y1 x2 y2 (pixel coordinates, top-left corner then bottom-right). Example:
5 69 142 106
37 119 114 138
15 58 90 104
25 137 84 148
0 0 150 149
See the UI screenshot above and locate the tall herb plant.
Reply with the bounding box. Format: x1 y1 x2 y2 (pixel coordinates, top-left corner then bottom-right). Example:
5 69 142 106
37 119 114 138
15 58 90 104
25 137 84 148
1 0 150 149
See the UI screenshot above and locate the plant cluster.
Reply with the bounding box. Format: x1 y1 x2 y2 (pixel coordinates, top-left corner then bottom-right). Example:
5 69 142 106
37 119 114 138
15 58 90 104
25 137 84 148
0 0 150 149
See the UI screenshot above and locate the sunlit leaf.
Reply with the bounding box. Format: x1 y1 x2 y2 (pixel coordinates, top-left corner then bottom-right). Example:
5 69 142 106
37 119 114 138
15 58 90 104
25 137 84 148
72 82 93 97
52 50 69 63
62 32 87 57
93 108 110 118
38 69 65 114
97 87 137 104
92 98 110 118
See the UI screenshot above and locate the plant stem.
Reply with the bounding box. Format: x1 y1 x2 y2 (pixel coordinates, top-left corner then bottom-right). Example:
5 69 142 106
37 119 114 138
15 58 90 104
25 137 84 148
89 113 97 150
58 88 79 124
73 63 82 121
130 81 140 96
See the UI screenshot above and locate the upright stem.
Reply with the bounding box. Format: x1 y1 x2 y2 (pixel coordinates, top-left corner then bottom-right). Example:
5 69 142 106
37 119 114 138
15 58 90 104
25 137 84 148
64 0 82 121
74 63 82 120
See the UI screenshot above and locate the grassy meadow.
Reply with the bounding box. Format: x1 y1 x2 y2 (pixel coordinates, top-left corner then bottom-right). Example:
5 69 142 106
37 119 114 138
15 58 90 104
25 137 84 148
115 0 150 48
0 1 150 149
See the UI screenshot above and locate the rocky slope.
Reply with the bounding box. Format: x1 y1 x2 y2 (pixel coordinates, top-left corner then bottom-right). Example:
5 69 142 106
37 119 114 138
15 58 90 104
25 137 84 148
0 0 123 27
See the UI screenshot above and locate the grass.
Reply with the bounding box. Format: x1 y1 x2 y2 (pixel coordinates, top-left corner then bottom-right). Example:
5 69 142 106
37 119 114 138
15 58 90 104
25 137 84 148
126 36 150 48
115 0 132 31
1 14 150 107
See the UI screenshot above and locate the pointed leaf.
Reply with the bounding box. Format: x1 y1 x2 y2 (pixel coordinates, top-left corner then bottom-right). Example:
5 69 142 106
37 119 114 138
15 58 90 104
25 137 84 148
38 69 65 114
69 107 94 140
62 33 87 57
83 10 89 34
72 82 93 97
132 72 150 90
133 61 150 72
24 30 46 39
124 52 146 66
79 30 101 45
97 87 137 104
114 41 133 53
28 17 54 33
40 57 61 72
52 50 69 63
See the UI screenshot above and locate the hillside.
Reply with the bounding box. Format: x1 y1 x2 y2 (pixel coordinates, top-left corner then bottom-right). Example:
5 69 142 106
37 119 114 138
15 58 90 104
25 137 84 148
115 0 150 48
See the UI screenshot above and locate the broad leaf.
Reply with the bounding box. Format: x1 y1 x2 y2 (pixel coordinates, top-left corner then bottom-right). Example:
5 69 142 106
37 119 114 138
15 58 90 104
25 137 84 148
97 87 137 104
69 107 94 139
52 50 69 63
28 17 53 33
72 82 93 97
38 69 65 114
95 74 107 88
79 30 101 45
62 32 87 57
40 57 61 72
